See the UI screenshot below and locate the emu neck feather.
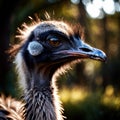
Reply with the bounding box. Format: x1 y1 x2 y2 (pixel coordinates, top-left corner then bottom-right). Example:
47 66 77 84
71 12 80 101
23 65 64 120
24 88 56 120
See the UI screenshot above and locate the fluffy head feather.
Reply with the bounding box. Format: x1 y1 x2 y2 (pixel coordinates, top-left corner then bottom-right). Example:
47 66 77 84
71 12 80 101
8 17 84 59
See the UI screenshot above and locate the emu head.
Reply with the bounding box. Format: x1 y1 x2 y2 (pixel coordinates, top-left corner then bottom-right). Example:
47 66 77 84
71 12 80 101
14 20 107 91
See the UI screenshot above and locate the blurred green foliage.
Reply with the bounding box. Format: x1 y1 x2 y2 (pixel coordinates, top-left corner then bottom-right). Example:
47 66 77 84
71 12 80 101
0 0 120 119
60 86 120 120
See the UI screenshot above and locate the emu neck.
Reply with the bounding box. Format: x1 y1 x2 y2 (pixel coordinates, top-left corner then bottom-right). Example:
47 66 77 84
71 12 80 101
24 64 64 120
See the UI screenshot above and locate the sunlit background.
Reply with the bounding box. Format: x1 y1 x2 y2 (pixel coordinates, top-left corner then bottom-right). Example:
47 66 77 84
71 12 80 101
71 0 120 18
0 0 120 120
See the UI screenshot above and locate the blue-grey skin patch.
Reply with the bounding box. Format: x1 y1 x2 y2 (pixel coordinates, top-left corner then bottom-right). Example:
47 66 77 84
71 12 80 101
27 41 43 56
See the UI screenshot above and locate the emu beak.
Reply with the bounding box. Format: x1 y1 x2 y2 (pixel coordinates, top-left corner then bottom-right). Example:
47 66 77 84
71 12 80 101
54 40 107 62
74 42 106 62
69 40 107 62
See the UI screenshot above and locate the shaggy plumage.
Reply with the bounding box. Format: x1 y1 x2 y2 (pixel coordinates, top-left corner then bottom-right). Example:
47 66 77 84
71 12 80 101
0 95 24 120
0 18 107 120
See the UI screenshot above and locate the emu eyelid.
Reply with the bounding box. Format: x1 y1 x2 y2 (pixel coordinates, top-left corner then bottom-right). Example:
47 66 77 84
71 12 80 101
47 37 61 47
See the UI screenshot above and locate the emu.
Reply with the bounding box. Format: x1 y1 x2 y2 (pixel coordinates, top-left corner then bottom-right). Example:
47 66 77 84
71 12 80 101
0 18 107 120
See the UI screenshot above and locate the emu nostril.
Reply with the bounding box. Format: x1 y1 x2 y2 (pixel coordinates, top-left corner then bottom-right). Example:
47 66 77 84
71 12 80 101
80 48 92 52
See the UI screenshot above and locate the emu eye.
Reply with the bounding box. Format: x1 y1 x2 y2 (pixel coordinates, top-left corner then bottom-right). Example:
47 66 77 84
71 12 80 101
47 36 61 47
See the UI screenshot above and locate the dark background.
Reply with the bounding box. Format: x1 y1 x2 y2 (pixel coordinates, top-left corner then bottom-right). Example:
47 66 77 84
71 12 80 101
0 0 120 120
